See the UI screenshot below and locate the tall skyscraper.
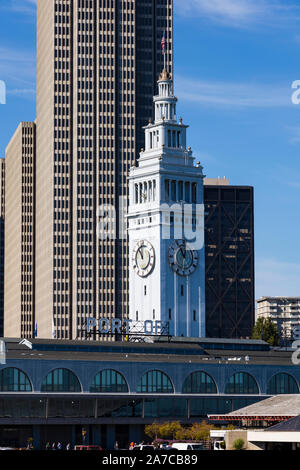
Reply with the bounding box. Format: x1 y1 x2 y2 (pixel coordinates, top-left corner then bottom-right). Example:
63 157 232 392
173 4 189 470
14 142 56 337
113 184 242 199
36 0 173 339
4 122 36 339
204 179 255 338
0 158 4 338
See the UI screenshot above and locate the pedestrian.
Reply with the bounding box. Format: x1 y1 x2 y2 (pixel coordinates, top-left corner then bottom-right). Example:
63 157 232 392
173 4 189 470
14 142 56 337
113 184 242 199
45 442 50 451
114 441 119 450
52 442 56 450
57 442 62 450
66 443 71 451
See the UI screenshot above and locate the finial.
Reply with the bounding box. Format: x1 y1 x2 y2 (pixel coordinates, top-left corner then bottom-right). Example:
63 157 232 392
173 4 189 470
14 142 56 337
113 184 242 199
158 69 171 81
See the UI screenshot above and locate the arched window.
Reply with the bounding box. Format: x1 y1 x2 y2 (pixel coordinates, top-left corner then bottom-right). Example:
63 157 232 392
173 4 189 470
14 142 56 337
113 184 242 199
267 373 299 395
137 370 174 394
41 368 81 393
90 370 128 393
225 372 259 394
182 371 217 394
0 367 32 392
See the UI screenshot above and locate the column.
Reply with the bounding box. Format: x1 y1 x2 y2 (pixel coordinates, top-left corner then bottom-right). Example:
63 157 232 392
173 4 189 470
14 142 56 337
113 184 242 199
106 424 116 450
32 425 41 450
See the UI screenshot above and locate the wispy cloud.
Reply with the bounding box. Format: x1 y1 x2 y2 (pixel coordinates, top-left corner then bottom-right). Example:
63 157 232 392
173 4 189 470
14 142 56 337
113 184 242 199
256 258 300 300
1 0 36 15
7 88 35 97
175 76 292 108
266 162 300 189
0 46 35 96
175 0 300 28
287 126 300 144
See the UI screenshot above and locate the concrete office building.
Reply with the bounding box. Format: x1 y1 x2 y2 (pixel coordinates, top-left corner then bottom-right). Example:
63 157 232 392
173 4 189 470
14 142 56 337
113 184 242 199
4 122 36 339
35 0 173 340
204 178 255 339
257 297 300 342
0 159 4 338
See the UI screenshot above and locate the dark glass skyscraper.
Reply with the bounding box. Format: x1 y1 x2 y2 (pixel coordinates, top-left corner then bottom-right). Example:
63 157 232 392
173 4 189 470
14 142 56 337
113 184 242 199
204 181 255 338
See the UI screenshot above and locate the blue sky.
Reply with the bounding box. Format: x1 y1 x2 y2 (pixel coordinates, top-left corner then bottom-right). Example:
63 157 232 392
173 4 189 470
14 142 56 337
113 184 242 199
0 0 300 301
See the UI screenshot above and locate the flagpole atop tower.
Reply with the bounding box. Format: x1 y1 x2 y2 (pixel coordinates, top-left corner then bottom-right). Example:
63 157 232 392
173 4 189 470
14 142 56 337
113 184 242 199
161 31 166 71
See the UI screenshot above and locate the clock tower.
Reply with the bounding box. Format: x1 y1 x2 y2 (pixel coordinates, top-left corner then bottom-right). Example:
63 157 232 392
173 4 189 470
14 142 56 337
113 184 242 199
128 70 205 338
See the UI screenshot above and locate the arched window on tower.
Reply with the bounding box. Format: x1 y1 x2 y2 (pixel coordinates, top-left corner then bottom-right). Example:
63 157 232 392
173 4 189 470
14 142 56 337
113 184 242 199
153 180 156 200
149 181 152 202
185 182 190 203
171 180 177 201
192 183 197 203
178 181 183 200
165 179 170 201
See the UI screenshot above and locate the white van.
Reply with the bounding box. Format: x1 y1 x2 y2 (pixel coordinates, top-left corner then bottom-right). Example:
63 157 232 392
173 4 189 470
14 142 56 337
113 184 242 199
171 442 205 451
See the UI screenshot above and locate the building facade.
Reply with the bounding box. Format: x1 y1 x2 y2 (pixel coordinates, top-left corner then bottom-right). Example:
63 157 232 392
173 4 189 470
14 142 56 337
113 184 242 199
0 159 4 338
0 337 298 449
128 70 205 337
35 0 173 340
204 179 255 339
4 123 36 339
257 297 300 342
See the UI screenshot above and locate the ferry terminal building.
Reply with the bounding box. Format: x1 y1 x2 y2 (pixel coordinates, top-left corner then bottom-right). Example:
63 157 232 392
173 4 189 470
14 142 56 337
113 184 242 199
0 337 299 449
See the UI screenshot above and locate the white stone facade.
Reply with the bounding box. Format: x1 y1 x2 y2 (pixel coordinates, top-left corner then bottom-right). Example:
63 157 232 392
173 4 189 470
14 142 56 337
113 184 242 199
128 70 206 338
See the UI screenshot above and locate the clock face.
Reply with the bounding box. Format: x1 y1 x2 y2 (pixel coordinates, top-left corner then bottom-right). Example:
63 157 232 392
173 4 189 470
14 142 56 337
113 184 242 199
132 240 155 277
168 240 198 276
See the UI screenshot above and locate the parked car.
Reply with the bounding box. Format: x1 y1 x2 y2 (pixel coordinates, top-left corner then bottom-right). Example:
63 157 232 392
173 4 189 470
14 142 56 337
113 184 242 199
171 442 205 451
132 445 155 451
213 441 225 450
74 445 102 451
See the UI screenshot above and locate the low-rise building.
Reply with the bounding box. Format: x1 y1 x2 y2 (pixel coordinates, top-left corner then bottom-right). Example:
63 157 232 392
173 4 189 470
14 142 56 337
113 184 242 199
0 336 299 449
257 297 300 342
209 395 300 450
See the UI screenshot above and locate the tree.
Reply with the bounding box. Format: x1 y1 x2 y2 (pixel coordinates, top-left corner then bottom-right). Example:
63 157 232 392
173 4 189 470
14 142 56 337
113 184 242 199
188 421 216 441
145 423 161 441
145 420 219 442
159 421 182 440
233 438 244 451
175 427 190 441
252 317 279 346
